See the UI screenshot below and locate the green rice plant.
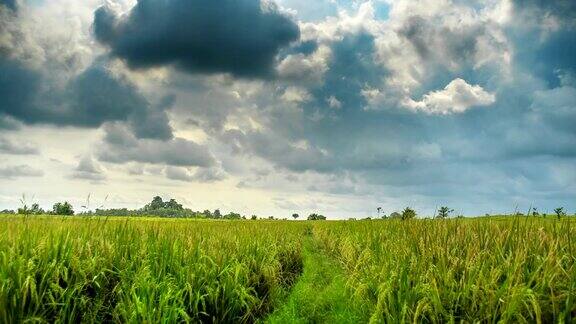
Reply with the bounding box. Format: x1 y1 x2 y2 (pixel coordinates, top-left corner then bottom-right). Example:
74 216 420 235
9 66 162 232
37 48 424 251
0 217 306 323
1 214 574 323
313 218 576 323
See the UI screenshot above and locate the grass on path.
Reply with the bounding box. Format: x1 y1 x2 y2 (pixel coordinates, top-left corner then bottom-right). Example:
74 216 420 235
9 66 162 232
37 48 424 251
264 237 366 324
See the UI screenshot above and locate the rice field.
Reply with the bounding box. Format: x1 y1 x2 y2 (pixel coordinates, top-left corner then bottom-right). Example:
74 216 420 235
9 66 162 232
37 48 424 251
314 218 576 323
0 217 304 323
0 215 575 323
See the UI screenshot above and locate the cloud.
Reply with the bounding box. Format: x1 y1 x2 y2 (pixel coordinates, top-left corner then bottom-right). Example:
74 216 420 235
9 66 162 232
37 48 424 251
93 0 300 78
192 167 227 182
0 59 174 139
512 0 576 26
56 65 174 141
98 124 215 167
164 166 194 182
0 116 19 130
71 155 106 181
164 166 226 182
0 137 39 155
0 59 42 122
221 128 334 173
0 2 174 139
0 0 575 216
0 164 44 179
404 78 496 114
0 0 15 11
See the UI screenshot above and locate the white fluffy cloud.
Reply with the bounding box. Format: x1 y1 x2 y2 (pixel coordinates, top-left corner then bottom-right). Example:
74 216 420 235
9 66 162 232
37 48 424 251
404 78 496 114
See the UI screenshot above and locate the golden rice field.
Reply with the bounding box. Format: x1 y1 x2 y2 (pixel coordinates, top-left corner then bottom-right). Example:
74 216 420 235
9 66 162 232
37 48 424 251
0 215 575 323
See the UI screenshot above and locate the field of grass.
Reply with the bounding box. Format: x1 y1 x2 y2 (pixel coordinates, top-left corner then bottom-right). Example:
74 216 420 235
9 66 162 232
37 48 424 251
1 215 575 323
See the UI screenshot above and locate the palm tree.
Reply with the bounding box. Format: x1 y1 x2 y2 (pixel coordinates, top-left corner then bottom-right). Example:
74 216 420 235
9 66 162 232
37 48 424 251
292 213 299 220
377 207 382 218
437 206 454 219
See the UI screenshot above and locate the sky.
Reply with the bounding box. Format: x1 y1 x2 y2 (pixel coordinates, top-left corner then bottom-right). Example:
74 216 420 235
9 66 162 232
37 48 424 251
0 0 575 218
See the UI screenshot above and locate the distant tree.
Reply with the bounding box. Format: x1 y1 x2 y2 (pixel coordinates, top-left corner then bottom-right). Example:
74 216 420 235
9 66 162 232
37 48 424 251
292 213 299 220
251 215 258 220
554 207 566 220
389 211 402 219
268 216 275 220
223 212 241 220
145 196 165 211
165 199 183 210
0 209 15 214
401 207 416 220
18 202 44 215
377 207 382 218
202 210 212 218
307 213 326 220
531 207 539 217
53 202 74 215
436 206 453 219
213 209 222 219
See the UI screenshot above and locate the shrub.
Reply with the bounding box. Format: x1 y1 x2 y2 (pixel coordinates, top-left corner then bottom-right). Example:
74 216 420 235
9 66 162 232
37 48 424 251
401 207 416 220
554 207 566 219
52 202 74 215
307 213 326 220
389 211 402 219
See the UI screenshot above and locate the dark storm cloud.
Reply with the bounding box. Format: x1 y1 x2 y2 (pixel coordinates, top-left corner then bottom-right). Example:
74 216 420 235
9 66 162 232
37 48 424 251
98 124 215 167
515 30 576 88
0 0 16 10
93 0 300 78
0 59 42 122
512 0 576 23
509 0 576 89
0 60 174 140
306 32 383 113
1 4 171 137
68 65 174 140
65 66 145 127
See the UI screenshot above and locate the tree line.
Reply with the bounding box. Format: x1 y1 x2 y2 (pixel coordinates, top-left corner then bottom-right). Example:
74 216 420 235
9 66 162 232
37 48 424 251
1 196 329 220
1 197 570 220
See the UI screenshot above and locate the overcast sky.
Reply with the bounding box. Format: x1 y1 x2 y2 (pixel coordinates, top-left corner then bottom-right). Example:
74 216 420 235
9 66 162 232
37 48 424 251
0 0 574 218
